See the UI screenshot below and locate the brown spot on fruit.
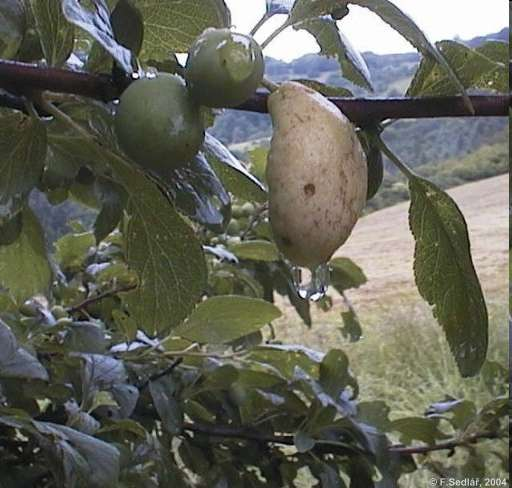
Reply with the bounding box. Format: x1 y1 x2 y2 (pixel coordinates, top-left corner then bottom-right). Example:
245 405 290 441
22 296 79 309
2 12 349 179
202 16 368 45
280 235 293 247
304 183 316 197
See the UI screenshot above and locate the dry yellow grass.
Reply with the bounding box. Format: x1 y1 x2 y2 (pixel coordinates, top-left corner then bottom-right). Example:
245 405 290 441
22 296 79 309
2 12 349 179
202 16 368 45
274 174 509 348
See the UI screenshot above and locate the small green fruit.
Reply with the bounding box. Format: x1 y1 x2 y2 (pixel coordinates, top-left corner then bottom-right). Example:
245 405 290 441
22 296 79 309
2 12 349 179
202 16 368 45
241 202 255 217
19 300 39 317
231 204 244 219
185 28 264 108
226 220 240 236
228 383 248 406
114 73 205 172
51 305 68 320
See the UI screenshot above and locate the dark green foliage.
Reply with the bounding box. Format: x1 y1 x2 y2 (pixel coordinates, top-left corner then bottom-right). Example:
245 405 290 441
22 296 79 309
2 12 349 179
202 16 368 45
0 1 505 486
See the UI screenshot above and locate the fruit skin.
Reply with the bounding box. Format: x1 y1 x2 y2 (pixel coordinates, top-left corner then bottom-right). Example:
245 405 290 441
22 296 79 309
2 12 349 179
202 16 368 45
185 28 264 108
266 82 367 268
114 73 204 172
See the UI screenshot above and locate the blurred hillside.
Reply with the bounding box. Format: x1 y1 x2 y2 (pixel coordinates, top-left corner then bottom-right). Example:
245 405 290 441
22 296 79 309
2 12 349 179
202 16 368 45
211 28 508 170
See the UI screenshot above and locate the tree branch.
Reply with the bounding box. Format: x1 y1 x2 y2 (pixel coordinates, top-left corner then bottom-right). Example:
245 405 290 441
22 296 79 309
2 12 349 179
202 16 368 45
181 422 505 457
389 430 503 455
67 284 137 314
0 60 509 126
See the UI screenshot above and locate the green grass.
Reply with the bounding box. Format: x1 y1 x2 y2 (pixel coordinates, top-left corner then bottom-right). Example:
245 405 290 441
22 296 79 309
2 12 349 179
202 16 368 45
275 293 508 485
346 299 507 414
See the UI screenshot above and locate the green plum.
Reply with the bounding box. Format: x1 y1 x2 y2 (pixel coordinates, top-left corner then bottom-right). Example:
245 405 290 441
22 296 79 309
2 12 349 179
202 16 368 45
185 28 264 108
114 73 205 172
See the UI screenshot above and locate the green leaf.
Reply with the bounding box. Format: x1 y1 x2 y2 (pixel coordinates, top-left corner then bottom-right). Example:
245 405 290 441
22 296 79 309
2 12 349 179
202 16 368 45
93 179 127 243
54 231 95 273
340 309 362 342
319 349 356 400
311 461 346 488
156 153 231 233
64 322 108 354
111 160 207 336
81 354 127 393
62 0 133 73
30 0 74 66
348 0 472 109
250 344 322 379
247 146 268 186
0 319 17 363
134 0 231 58
175 295 281 344
289 0 339 22
0 347 49 381
407 40 509 96
0 319 48 381
329 257 367 292
357 401 391 432
111 0 144 55
292 79 353 97
476 40 508 64
0 111 47 223
358 131 384 201
408 176 488 376
67 410 101 435
294 17 372 91
229 240 279 262
294 430 316 453
97 418 147 438
0 209 51 304
89 391 118 413
0 0 26 59
204 134 267 204
112 309 137 341
110 384 139 418
390 417 448 445
149 376 182 435
0 212 23 246
464 396 508 435
33 421 120 488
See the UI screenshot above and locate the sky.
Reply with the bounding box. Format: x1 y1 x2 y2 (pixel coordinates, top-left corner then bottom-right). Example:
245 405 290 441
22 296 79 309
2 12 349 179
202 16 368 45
225 0 508 61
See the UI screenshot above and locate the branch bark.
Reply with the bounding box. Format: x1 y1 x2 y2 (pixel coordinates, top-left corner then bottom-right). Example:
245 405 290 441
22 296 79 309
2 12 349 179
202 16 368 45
182 421 504 457
66 284 137 314
0 60 509 126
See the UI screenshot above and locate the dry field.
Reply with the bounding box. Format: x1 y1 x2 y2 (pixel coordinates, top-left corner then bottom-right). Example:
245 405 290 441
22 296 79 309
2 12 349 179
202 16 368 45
275 174 509 348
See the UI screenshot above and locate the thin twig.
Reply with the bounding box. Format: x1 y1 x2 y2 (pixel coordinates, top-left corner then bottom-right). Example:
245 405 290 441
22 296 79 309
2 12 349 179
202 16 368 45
260 77 279 93
250 12 271 37
67 284 137 314
181 423 504 457
162 349 246 360
240 203 268 240
260 21 290 50
181 421 504 457
372 133 416 179
138 358 183 390
389 431 503 455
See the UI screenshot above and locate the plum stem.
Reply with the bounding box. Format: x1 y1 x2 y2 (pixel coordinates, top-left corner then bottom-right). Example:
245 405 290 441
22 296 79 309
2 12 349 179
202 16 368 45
261 76 279 93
